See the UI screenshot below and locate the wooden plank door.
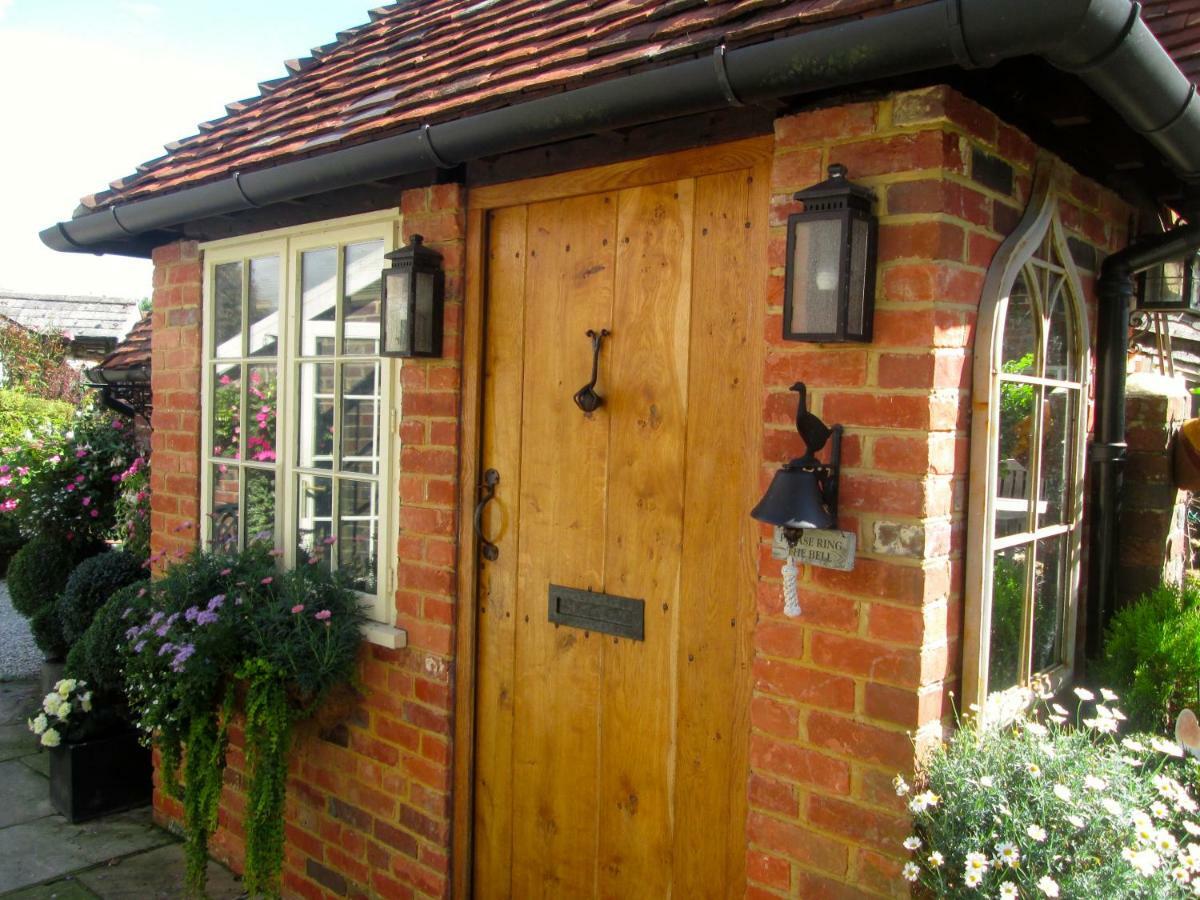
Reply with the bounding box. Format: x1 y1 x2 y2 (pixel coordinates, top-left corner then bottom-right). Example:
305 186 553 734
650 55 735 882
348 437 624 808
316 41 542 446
472 147 766 899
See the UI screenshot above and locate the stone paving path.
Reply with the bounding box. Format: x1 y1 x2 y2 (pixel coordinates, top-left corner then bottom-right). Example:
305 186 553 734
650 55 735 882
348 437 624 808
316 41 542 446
0 678 244 898
0 581 41 682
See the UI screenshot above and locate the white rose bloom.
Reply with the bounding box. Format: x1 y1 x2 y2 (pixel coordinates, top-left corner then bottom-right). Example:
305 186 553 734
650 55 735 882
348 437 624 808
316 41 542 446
56 679 76 698
80 693 92 713
27 713 47 735
40 728 61 748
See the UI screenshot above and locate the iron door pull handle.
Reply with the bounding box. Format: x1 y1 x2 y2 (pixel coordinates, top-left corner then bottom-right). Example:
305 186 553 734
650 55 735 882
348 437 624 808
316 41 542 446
474 468 500 561
573 329 610 413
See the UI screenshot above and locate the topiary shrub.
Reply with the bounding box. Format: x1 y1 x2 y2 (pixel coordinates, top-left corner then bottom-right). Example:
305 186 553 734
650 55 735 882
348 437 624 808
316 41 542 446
1096 578 1200 732
56 550 147 647
66 582 144 700
29 604 68 659
6 533 91 619
0 517 24 577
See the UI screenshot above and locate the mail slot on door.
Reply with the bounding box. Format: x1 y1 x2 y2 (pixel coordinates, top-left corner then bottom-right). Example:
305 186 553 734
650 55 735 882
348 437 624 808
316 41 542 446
547 584 644 641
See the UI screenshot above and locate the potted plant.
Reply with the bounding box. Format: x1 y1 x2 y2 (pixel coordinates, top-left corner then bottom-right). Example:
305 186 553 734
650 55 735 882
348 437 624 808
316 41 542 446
28 677 151 823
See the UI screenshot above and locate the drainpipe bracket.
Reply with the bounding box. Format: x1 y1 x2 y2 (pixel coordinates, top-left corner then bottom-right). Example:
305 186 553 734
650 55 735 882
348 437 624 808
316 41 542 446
418 124 454 169
712 44 745 106
944 0 981 69
232 171 263 208
1088 441 1128 464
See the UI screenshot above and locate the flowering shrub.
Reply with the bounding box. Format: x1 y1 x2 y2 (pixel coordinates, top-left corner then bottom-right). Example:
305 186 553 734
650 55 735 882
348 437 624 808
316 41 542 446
0 322 81 404
0 403 141 546
27 679 93 747
118 541 364 895
899 687 1200 897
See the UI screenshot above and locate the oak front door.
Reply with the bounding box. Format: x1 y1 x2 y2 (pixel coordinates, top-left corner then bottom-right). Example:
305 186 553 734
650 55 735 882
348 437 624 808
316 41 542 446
471 142 768 899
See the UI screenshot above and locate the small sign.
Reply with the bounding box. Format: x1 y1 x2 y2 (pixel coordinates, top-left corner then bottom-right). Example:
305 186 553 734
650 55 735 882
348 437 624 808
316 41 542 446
771 527 857 571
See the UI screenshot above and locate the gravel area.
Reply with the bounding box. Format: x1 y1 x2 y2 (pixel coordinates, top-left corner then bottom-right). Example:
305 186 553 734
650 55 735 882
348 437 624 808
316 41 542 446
0 580 41 681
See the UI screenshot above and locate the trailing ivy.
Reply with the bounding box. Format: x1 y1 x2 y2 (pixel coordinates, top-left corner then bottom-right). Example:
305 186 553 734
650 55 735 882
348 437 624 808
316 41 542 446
182 684 235 895
118 543 365 897
240 659 291 898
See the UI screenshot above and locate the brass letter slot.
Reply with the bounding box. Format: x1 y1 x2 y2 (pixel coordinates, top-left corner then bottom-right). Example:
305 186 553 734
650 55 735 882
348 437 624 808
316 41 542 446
547 584 644 641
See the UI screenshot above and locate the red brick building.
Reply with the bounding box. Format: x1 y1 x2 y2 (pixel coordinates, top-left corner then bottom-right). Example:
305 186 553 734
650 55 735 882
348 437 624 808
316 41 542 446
41 1 1200 896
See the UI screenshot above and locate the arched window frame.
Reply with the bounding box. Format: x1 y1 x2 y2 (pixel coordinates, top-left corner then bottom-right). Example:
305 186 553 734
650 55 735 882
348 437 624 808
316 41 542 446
962 162 1091 719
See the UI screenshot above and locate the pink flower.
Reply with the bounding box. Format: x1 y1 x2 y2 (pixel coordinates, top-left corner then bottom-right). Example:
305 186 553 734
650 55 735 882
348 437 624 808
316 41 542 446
269 548 284 558
0 476 10 487
81 496 91 506
17 467 28 476
314 610 331 621
75 448 87 458
65 484 75 492
322 536 337 546
0 465 7 473
90 509 99 518
0 499 18 512
219 375 231 385
49 455 61 464
74 475 84 484
261 576 273 585
291 604 305 614
219 568 232 576
112 419 124 429
112 474 121 482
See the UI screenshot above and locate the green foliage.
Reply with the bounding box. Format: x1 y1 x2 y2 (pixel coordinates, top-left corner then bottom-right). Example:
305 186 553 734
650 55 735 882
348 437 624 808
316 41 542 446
56 551 148 647
999 353 1036 461
66 583 145 700
1098 580 1200 733
902 689 1200 897
29 604 68 659
0 390 72 450
0 323 81 403
181 685 235 895
240 659 291 898
7 533 95 618
118 543 365 895
0 517 23 577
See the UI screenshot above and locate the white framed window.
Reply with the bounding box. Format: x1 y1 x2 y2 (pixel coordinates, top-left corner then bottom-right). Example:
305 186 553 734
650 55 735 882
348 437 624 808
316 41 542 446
200 212 403 640
963 165 1090 716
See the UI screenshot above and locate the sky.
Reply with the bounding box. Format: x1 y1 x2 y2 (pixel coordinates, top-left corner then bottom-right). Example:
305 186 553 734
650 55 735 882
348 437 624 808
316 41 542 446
0 0 381 301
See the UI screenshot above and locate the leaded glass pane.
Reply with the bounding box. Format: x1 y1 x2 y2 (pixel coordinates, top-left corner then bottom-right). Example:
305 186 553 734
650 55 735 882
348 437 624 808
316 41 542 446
341 361 380 475
300 247 337 357
297 362 335 470
248 256 280 357
1032 534 1069 674
988 546 1028 695
343 240 384 355
212 364 241 460
214 262 243 358
338 479 378 594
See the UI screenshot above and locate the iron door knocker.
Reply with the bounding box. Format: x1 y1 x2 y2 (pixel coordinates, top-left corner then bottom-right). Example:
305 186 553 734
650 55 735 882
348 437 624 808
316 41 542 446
574 328 610 413
474 468 500 561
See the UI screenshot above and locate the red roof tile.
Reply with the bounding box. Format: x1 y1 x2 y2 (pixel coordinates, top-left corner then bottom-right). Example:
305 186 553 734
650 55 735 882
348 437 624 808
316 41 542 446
95 314 151 372
83 0 1198 212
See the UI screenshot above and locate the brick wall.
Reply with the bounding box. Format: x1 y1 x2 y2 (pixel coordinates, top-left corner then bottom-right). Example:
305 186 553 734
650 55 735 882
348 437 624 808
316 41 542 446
1118 372 1191 605
746 85 1130 898
148 240 203 566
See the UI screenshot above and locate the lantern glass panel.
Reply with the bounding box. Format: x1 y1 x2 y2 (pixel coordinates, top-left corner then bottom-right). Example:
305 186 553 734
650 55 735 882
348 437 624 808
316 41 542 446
788 217 843 336
847 216 869 338
384 268 411 356
414 270 436 355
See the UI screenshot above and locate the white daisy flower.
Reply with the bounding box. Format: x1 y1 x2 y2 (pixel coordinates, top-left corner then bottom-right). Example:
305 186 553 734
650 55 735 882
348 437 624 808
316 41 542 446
903 835 922 851
928 851 944 868
965 851 989 872
964 870 983 889
1026 763 1042 778
902 861 920 882
995 842 1020 867
1100 687 1119 701
1053 784 1072 802
1152 737 1185 758
893 774 910 796
1037 875 1060 897
1084 775 1108 792
1122 738 1148 753
1000 883 1018 899
1027 824 1047 842
1073 686 1095 701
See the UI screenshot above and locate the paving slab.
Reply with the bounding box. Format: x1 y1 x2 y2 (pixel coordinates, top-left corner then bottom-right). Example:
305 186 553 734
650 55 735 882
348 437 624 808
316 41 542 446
0 759 53 827
0 679 38 726
75 844 244 899
0 808 173 894
0 723 39 762
19 751 49 777
0 877 100 899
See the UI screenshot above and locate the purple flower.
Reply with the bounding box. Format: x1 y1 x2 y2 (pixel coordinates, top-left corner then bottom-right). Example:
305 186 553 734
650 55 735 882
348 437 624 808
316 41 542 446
149 612 164 626
121 608 133 620
195 611 218 626
157 642 175 656
124 626 139 640
166 613 180 626
155 624 170 637
184 606 200 623
170 644 195 672
207 594 225 612
134 640 146 653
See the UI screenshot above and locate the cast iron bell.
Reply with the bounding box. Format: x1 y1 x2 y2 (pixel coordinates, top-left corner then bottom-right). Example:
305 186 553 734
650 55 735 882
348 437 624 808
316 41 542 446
751 463 836 530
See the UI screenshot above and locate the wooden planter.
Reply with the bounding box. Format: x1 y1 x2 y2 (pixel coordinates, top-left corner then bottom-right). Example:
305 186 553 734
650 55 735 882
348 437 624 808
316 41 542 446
48 729 152 823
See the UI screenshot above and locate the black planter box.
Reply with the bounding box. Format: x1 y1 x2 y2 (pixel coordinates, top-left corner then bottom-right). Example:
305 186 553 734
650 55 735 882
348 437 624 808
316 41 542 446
48 730 153 823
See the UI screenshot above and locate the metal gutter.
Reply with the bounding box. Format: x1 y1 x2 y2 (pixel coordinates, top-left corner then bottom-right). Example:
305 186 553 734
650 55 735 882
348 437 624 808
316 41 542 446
1086 220 1200 657
40 0 1200 256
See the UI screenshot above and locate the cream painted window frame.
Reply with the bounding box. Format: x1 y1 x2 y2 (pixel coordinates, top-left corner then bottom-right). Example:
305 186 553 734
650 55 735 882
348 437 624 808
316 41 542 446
200 211 405 648
962 163 1091 718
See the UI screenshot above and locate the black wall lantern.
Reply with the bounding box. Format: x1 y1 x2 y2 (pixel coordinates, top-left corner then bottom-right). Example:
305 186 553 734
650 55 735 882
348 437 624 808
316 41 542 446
381 234 445 357
1137 253 1200 315
751 382 842 539
783 163 877 342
